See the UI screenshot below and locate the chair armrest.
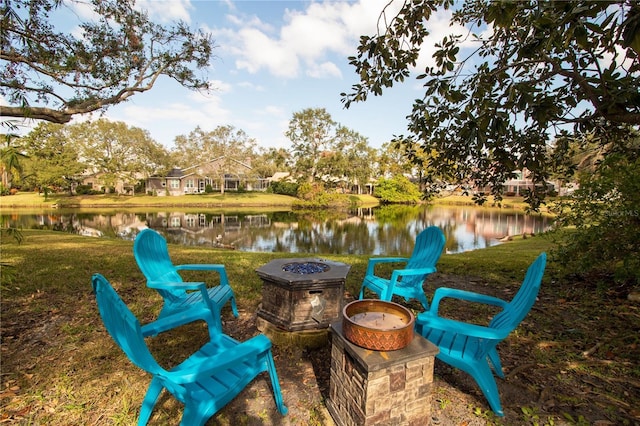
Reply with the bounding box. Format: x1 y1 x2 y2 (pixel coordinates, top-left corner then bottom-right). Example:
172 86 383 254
165 334 272 383
147 280 207 291
416 314 510 341
175 264 231 284
429 287 507 316
392 266 436 280
175 264 227 272
141 306 216 337
379 267 436 300
366 257 409 275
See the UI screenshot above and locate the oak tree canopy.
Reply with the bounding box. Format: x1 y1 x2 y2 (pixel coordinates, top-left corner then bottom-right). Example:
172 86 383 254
342 0 640 209
1 0 215 124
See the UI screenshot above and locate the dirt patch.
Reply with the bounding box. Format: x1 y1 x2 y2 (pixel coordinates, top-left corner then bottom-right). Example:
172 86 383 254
2 272 638 425
217 272 639 425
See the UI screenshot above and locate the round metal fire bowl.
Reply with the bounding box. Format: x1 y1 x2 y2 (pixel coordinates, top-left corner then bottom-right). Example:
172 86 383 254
342 299 415 351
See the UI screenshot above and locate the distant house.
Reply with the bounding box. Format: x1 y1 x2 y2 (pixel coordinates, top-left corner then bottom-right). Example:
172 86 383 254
80 171 143 194
472 168 556 196
145 157 269 196
501 169 555 196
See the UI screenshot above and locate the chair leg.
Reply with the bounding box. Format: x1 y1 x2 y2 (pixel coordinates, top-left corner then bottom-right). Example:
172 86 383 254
468 361 504 416
415 291 430 311
358 284 366 300
265 351 288 415
487 348 505 379
180 403 210 426
138 378 164 426
229 296 239 318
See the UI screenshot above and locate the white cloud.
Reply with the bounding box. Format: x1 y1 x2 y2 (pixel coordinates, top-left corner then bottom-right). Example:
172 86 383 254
219 0 394 80
136 0 193 24
234 28 300 77
237 81 265 91
208 80 233 94
306 61 342 79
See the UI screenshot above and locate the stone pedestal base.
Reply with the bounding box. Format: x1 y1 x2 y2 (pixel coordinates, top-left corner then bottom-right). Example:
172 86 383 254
256 316 329 349
327 322 439 426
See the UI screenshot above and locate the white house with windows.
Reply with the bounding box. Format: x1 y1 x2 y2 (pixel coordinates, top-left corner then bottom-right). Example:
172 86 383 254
145 157 269 196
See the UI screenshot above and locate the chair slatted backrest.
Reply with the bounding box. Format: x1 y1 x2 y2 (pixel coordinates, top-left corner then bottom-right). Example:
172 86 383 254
403 226 446 286
133 229 185 299
91 273 162 375
489 252 546 332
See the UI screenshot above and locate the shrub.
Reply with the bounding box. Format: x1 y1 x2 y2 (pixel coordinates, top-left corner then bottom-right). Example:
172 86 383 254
553 148 640 287
270 181 299 196
75 184 101 195
374 176 422 203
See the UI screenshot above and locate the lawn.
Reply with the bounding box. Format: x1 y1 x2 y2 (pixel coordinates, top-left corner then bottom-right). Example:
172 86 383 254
1 229 638 424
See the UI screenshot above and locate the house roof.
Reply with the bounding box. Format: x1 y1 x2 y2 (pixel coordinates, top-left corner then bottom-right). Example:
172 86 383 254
182 156 253 174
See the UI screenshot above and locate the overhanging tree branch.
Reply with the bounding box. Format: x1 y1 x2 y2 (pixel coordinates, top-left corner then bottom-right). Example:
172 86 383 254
1 0 215 124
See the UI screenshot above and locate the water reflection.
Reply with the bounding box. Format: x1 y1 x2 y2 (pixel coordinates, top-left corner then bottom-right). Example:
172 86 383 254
1 205 553 255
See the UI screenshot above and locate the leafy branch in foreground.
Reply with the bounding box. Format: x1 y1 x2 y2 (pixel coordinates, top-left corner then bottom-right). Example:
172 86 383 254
1 0 215 124
342 0 640 210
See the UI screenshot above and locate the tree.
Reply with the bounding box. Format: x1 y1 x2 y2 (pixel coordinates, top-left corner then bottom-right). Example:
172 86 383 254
342 0 640 210
171 125 258 194
1 0 215 124
286 108 338 184
71 119 170 193
333 127 376 194
251 147 290 180
21 123 86 194
0 133 27 193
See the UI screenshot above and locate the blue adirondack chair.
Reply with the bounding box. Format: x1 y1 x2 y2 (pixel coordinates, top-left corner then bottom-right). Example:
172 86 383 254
358 226 446 310
133 228 238 336
414 252 547 416
91 273 287 425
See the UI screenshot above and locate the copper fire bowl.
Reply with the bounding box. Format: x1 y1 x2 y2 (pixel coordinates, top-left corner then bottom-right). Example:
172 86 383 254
342 299 415 351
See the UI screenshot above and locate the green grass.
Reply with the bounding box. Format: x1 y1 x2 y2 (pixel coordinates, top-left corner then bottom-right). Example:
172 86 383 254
0 191 381 210
2 229 637 424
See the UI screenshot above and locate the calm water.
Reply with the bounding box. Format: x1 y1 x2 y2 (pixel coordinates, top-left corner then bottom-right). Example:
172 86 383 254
2 205 553 255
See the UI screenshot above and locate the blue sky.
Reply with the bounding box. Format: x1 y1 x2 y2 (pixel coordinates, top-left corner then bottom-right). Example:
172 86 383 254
6 0 465 150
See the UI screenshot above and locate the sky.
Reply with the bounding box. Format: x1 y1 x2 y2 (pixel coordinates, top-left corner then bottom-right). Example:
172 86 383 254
5 0 464 151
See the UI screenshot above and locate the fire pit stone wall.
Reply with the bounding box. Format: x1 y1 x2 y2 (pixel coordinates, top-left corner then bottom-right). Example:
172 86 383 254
255 258 351 332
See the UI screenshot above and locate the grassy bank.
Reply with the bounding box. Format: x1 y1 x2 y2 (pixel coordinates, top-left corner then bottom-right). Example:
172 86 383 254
0 191 301 209
1 191 545 213
1 230 638 424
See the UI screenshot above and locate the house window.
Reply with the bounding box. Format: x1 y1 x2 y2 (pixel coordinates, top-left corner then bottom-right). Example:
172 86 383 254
170 180 179 189
185 179 194 189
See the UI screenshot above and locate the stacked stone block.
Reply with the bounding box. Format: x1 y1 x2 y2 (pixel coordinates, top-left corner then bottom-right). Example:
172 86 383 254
327 323 439 426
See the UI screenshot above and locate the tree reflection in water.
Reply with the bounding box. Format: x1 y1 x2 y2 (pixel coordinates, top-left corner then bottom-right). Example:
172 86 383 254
4 205 553 255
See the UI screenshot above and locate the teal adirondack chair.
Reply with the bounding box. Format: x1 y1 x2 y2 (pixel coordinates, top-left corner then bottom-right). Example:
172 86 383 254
358 226 446 310
133 228 238 336
91 273 287 425
415 252 547 416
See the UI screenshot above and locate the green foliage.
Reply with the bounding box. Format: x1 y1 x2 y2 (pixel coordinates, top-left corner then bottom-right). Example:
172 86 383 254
171 125 257 171
269 181 299 196
374 175 422 204
343 1 640 210
74 184 101 195
293 182 350 209
2 0 215 124
285 108 374 191
553 136 640 286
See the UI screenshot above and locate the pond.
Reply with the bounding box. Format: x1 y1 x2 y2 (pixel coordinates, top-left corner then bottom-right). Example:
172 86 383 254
1 204 553 256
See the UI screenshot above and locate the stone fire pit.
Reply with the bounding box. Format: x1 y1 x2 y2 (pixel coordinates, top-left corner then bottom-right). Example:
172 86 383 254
255 258 351 333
